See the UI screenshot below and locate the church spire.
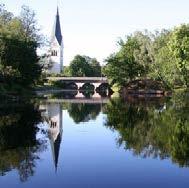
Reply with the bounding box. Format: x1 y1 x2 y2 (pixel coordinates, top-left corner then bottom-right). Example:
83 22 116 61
52 6 63 45
48 5 64 74
57 6 59 16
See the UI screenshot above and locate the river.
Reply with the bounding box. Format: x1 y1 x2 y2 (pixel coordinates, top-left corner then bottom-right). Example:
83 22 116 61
0 91 189 188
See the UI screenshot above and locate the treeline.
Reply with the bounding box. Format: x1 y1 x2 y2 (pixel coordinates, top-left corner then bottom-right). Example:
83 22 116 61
0 4 42 93
104 26 189 89
61 25 189 90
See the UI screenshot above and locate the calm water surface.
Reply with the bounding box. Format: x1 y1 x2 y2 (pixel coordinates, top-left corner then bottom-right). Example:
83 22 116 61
0 92 189 188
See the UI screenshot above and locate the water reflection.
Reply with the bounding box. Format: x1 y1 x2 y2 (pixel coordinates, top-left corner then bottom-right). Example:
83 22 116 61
0 102 47 182
104 92 189 167
40 90 111 100
0 91 189 186
40 103 63 171
67 103 101 123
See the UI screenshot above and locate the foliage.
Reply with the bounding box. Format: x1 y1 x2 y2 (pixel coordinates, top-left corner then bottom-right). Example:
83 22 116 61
19 5 41 42
0 37 41 86
104 27 189 89
132 31 153 75
0 4 42 91
149 30 175 88
104 34 146 86
62 66 71 76
169 24 189 87
68 55 101 77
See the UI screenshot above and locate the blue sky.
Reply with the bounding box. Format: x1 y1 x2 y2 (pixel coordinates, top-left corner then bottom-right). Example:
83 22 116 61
2 0 189 65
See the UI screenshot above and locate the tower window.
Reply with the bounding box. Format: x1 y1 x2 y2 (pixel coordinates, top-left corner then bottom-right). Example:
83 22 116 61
50 120 57 128
51 50 58 56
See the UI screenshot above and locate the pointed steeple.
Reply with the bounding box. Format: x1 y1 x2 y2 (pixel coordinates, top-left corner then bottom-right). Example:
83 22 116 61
49 5 64 74
50 133 62 172
52 6 63 45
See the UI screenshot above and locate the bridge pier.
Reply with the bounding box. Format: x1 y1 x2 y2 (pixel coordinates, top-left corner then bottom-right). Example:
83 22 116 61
75 91 84 98
76 83 101 91
93 83 101 91
76 83 84 90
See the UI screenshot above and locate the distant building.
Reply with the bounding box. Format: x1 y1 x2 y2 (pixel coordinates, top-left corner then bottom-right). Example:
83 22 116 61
48 7 63 74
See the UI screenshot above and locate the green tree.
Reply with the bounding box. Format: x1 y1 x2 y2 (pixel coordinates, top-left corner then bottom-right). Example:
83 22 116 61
104 35 145 86
69 55 92 77
169 24 189 87
19 5 41 42
62 66 71 76
85 56 101 76
132 31 153 76
0 37 41 86
0 4 42 90
69 55 101 77
149 30 178 88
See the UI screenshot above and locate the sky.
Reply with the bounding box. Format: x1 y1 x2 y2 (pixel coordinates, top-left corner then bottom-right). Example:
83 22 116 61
2 0 189 65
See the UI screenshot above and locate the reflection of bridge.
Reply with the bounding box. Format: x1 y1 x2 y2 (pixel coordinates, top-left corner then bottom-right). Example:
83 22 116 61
45 98 109 104
40 90 110 104
47 77 109 90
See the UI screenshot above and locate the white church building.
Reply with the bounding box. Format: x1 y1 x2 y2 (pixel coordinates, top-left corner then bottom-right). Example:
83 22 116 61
48 7 63 74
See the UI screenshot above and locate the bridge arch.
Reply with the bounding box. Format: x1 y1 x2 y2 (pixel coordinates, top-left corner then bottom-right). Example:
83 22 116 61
66 82 78 90
79 83 95 91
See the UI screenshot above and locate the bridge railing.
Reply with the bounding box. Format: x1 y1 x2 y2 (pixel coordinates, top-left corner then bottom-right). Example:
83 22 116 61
47 77 108 82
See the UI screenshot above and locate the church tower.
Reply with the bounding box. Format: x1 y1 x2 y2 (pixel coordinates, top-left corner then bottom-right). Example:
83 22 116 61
48 7 63 74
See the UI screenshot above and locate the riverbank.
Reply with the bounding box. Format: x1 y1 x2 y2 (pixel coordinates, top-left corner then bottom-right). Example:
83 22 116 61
119 79 172 97
0 83 37 101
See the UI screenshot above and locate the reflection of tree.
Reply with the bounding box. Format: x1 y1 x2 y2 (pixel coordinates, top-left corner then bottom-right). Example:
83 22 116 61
105 92 189 167
0 102 47 182
80 90 94 98
67 103 101 123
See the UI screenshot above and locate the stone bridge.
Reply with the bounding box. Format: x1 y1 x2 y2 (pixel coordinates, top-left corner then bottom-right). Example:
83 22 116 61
47 77 109 91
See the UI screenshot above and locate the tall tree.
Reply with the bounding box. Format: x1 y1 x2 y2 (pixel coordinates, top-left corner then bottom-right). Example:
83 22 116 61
132 31 153 76
169 24 189 87
0 4 42 88
104 35 145 86
19 5 41 42
149 30 178 88
69 55 101 77
0 4 13 25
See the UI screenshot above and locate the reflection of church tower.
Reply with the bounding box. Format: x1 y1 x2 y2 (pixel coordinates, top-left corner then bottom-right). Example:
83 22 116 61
46 103 63 171
48 7 63 74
